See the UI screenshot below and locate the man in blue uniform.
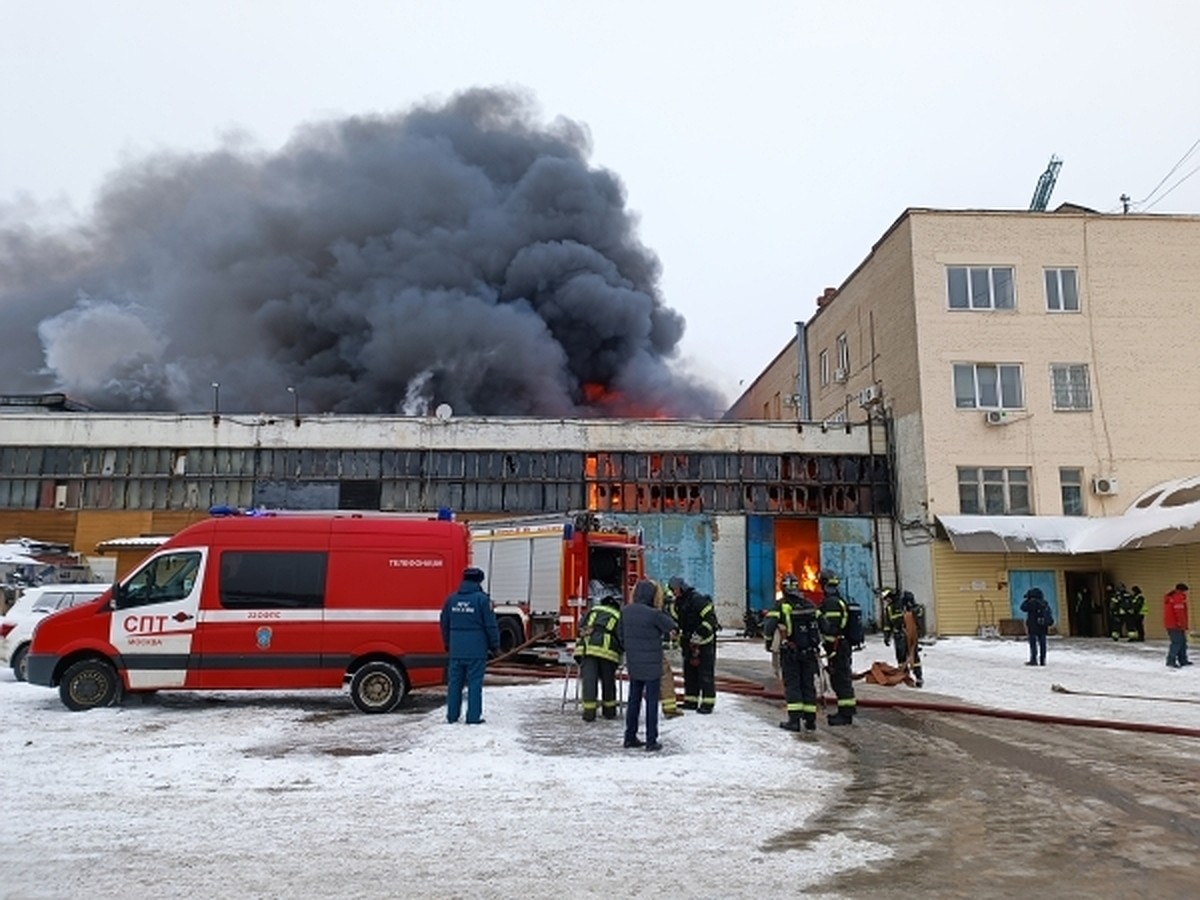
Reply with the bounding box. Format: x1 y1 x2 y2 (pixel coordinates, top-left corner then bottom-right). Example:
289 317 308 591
440 566 500 725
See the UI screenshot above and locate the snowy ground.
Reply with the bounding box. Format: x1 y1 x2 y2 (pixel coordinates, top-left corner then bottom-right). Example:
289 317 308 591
0 634 1197 899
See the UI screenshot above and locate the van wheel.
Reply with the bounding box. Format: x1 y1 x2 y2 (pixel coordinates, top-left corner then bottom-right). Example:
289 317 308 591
498 619 523 654
11 644 30 682
59 658 122 711
350 662 407 714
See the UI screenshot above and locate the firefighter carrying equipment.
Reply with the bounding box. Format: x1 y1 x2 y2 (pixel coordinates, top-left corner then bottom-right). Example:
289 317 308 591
778 587 821 731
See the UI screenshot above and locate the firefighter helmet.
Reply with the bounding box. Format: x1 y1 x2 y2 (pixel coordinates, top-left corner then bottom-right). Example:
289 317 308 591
780 572 799 593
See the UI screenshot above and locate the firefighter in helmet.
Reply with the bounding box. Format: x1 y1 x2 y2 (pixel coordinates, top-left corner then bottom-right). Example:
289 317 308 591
882 588 925 687
669 575 719 714
777 572 822 732
575 595 623 721
818 571 857 725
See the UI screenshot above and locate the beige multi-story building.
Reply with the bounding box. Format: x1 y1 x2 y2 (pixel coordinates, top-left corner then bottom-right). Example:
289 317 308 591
730 206 1200 639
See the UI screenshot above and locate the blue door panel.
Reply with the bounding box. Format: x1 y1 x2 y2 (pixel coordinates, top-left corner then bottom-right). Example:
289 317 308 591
818 518 875 612
611 514 714 599
746 516 775 613
1009 570 1059 624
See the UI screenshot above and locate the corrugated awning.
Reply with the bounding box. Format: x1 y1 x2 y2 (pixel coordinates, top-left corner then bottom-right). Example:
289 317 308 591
936 516 1082 553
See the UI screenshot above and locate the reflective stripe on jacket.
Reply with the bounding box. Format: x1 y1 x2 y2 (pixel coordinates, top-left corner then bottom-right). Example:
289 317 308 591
577 605 622 664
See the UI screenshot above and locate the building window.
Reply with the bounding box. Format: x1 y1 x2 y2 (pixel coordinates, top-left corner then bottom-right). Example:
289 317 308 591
947 266 1015 310
1050 364 1092 410
819 349 830 386
958 467 1032 514
953 363 1023 409
1045 268 1079 311
1060 467 1085 516
836 333 849 375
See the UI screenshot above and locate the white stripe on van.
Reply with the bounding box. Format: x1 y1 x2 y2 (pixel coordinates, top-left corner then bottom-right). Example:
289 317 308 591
198 609 441 624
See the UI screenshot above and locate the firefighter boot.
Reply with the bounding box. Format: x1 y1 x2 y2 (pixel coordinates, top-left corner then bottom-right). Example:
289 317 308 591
582 709 597 722
827 710 855 726
779 713 802 732
803 713 817 731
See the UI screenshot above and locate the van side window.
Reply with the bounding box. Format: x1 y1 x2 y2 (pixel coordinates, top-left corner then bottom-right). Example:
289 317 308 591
122 552 202 608
219 551 327 610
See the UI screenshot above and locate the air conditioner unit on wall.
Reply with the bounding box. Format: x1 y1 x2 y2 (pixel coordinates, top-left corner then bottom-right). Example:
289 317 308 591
833 368 848 383
1092 476 1120 496
983 410 1009 426
857 384 880 407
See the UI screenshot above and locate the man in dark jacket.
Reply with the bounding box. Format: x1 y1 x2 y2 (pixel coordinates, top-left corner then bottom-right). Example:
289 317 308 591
1020 587 1052 666
617 579 677 752
670 575 719 714
440 567 501 725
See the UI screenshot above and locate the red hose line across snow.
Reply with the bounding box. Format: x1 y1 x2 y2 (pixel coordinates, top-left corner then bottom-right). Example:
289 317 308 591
489 663 1200 739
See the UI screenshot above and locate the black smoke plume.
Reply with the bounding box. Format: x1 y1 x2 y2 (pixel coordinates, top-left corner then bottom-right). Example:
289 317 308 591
0 88 725 418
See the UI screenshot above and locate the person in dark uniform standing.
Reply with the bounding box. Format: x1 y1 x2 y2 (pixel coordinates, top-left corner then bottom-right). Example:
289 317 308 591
776 573 822 732
1107 583 1130 641
1129 585 1148 642
576 595 623 721
883 588 925 687
440 566 501 725
818 572 857 726
669 576 719 714
1020 587 1053 666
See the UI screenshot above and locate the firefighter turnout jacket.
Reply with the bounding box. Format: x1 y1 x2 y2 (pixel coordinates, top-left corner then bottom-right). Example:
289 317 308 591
576 602 622 664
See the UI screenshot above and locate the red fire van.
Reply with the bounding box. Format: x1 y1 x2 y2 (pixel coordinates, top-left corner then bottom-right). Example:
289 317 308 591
27 510 470 713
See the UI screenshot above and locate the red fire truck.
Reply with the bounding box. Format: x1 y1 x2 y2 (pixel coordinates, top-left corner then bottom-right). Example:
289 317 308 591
469 513 644 662
27 510 470 713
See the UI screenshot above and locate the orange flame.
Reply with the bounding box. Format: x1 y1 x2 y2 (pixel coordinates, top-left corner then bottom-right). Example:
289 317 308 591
581 382 670 419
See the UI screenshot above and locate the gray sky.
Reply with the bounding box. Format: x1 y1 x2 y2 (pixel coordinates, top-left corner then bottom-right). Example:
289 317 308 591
2 1 1198 405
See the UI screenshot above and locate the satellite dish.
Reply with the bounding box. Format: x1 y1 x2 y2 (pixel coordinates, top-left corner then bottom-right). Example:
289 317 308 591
434 403 453 421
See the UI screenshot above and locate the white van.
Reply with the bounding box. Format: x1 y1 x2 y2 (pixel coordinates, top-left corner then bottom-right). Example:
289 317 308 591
0 584 110 681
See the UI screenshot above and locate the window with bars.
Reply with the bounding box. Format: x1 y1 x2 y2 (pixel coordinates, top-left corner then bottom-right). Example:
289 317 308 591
1050 364 1091 410
947 266 1015 310
958 466 1032 514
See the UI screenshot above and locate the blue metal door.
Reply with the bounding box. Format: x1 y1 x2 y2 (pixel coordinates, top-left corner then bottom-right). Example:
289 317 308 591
819 518 875 620
1009 571 1058 624
745 516 775 613
611 513 714 599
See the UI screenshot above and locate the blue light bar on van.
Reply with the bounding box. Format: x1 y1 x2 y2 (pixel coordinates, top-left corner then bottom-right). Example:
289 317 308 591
437 507 454 521
208 505 273 517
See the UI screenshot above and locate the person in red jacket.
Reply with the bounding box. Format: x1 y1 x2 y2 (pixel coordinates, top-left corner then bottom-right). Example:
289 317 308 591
1163 583 1191 669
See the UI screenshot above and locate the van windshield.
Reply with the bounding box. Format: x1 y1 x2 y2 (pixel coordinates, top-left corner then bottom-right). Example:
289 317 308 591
121 553 202 608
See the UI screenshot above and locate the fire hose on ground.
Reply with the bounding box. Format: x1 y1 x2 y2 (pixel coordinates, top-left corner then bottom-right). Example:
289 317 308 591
485 659 1200 740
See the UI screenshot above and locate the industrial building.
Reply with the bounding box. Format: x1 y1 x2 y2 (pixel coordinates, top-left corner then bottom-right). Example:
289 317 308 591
729 206 1200 638
0 409 892 630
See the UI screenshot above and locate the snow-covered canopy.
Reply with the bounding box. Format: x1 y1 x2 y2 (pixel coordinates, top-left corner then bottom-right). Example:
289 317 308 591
938 474 1200 553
